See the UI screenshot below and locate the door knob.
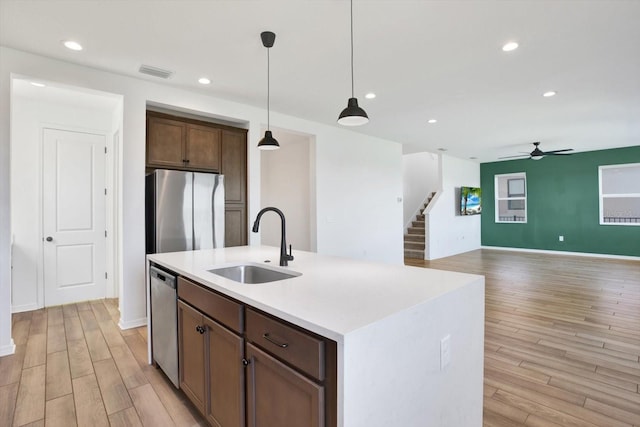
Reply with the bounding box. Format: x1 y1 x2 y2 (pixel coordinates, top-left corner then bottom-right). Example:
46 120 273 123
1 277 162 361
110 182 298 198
45 236 53 242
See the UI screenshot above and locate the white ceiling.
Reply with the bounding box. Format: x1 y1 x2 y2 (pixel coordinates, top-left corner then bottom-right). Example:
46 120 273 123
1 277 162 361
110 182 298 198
1 0 639 162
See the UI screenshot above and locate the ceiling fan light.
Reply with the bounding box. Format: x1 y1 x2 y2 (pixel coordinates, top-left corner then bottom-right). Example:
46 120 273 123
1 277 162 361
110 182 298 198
257 130 280 150
338 98 369 126
531 155 544 160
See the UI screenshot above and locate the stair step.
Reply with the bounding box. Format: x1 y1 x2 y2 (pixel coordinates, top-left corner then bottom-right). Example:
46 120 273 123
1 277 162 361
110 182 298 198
405 234 423 242
411 220 425 228
404 249 424 259
408 227 425 235
404 241 425 250
416 214 425 221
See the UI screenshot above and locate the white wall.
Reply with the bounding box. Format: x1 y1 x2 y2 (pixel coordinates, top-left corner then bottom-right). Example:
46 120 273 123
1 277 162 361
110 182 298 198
0 65 12 356
314 134 403 264
10 92 116 312
260 130 314 252
0 46 404 349
426 155 481 260
402 152 440 228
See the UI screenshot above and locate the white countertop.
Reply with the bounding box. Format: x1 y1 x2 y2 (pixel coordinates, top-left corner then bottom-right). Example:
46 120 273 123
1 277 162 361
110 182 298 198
147 246 483 342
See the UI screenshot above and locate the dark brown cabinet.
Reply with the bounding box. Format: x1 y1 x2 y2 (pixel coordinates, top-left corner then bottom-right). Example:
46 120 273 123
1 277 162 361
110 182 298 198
176 276 336 427
177 300 206 413
147 113 221 172
246 343 324 427
221 128 248 247
146 115 186 169
224 205 247 248
178 279 245 427
146 111 248 246
186 124 221 171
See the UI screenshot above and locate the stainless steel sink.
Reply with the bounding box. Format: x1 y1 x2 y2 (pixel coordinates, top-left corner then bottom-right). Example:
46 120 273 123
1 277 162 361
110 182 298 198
208 263 301 284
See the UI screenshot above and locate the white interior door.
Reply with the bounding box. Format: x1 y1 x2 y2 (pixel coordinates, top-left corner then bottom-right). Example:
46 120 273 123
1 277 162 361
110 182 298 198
43 128 106 306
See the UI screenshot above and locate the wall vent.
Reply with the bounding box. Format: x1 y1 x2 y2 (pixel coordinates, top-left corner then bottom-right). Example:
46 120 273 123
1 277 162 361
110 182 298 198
138 64 173 79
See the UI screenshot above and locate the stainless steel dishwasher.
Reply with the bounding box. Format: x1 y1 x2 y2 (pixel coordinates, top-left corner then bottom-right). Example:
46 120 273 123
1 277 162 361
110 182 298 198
150 265 179 387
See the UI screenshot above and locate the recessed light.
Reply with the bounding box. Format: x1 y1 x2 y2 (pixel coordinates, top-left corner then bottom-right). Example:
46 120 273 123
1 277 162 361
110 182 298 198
198 77 211 85
365 93 376 99
502 42 519 52
543 91 557 97
428 119 437 124
30 82 46 87
469 156 478 160
438 148 447 152
63 40 83 51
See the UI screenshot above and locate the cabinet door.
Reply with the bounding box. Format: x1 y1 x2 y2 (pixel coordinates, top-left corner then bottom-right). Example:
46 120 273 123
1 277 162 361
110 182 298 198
178 300 205 413
225 204 247 247
221 129 247 204
147 115 186 168
186 124 221 171
246 343 324 427
204 316 245 427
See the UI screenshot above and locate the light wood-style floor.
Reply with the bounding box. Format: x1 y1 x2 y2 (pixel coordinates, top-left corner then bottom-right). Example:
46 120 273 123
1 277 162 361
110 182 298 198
0 298 207 426
407 249 640 427
1 249 638 426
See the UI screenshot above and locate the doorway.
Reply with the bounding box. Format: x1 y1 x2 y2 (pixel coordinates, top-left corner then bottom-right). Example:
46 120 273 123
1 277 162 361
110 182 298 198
10 78 122 310
260 128 317 252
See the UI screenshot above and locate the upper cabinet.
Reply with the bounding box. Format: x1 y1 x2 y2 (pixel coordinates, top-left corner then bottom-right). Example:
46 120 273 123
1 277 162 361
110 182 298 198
146 115 187 169
146 111 225 173
221 129 247 204
186 124 221 171
146 111 249 246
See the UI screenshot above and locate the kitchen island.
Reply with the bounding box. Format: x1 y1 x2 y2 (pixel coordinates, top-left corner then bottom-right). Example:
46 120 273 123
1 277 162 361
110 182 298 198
147 246 484 427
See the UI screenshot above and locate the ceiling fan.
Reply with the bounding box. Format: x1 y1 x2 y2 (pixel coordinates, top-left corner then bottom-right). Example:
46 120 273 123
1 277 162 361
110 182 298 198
499 142 574 160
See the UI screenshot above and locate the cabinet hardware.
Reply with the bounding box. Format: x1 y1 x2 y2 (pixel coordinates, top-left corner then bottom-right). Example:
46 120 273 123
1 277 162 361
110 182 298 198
263 333 288 348
195 325 206 334
242 358 250 366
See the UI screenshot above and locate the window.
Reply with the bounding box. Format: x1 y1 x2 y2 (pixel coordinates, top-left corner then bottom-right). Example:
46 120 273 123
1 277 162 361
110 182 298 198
495 173 527 223
599 163 640 226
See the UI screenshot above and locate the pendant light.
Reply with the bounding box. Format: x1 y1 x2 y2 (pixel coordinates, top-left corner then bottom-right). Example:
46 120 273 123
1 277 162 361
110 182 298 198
338 0 369 126
257 31 280 150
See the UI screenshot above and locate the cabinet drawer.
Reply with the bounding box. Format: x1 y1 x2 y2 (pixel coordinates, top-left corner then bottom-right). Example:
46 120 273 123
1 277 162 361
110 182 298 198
246 308 324 381
177 277 243 334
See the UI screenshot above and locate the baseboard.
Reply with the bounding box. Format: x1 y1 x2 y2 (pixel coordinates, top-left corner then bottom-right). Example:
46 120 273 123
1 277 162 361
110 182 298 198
0 339 16 357
481 246 640 261
11 303 39 313
118 317 147 330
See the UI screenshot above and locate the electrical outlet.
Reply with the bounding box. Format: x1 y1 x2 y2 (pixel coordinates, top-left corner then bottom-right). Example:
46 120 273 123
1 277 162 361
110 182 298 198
440 334 451 371
559 235 564 242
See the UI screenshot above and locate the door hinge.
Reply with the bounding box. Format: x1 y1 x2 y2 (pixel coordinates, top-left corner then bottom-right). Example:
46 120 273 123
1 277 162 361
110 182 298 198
104 188 107 195
104 146 107 154
105 230 108 238
105 272 108 279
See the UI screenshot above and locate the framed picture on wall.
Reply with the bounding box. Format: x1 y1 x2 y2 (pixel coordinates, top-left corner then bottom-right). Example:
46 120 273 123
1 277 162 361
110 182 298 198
507 178 525 210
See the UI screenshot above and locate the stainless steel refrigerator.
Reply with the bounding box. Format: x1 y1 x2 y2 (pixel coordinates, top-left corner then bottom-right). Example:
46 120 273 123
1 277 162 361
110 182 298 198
146 169 225 253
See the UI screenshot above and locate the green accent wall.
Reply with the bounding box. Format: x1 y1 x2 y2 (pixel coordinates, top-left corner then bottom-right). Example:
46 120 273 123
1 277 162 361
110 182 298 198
480 146 640 257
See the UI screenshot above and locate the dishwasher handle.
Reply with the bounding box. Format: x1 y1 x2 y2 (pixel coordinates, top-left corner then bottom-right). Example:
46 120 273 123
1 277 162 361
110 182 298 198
150 266 177 289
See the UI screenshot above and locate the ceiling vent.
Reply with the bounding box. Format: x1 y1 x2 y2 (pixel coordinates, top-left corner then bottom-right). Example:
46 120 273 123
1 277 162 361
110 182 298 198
138 64 173 79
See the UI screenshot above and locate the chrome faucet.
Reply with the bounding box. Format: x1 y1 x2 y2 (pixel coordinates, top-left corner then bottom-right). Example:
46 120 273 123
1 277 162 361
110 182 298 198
252 207 294 266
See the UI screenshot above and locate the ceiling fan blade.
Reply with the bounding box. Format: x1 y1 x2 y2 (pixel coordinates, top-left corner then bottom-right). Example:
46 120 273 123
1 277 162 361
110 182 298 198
546 152 573 156
544 148 574 154
499 154 530 159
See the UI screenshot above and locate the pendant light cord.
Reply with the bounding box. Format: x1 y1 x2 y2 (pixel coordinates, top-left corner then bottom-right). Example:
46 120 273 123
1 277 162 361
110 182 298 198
267 47 270 129
350 0 354 98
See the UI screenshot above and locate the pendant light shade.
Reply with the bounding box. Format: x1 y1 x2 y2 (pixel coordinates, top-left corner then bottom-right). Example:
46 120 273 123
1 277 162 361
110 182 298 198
257 130 279 150
258 31 280 150
338 0 369 126
338 97 369 126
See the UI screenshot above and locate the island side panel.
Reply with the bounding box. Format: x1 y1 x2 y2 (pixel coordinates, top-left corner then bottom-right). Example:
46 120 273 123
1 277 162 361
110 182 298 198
341 278 484 427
